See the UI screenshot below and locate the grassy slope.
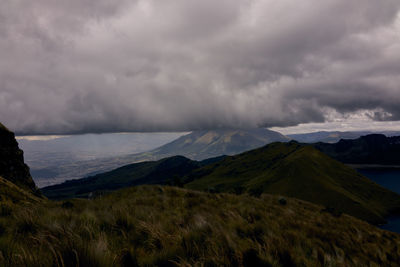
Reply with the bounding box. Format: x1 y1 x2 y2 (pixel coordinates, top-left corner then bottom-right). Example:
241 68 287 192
186 142 400 224
0 176 42 204
42 156 201 199
1 185 399 266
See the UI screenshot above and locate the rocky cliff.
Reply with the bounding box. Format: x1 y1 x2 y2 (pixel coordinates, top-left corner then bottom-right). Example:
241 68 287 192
0 123 39 194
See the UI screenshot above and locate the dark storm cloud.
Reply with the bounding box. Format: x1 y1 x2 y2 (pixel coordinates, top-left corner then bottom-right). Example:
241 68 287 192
1 0 400 134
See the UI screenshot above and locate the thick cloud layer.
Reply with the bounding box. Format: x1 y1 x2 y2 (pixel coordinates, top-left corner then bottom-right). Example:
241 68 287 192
1 0 400 134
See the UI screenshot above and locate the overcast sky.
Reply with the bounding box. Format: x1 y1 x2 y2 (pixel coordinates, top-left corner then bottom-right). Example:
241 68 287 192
1 0 400 135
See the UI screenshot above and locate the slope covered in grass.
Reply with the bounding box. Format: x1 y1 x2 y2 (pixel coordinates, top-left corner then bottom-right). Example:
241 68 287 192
42 155 225 199
186 142 400 224
31 128 287 187
1 185 400 266
0 176 43 204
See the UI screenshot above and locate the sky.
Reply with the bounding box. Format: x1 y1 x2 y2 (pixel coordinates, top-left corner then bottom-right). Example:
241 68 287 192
1 0 400 135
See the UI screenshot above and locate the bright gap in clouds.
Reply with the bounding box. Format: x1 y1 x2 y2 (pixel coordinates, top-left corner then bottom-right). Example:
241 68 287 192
273 109 400 134
1 0 400 134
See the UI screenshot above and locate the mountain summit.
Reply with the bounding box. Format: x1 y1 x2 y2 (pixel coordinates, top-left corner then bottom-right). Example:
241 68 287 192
148 128 289 160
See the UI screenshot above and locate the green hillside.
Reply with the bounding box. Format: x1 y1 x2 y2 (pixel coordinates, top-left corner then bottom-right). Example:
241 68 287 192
186 141 400 224
42 156 221 199
43 140 400 224
29 128 288 185
2 185 400 266
0 176 43 204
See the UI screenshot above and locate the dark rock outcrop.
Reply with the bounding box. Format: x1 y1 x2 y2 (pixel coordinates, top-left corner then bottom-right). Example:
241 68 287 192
0 123 39 194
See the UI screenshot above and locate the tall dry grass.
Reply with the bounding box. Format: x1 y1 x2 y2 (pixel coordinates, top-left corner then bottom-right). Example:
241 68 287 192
0 185 399 266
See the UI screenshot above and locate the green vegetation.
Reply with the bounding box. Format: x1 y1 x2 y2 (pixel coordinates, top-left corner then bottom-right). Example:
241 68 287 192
186 142 400 224
0 176 42 204
43 141 400 225
1 185 400 266
42 156 207 199
28 129 288 186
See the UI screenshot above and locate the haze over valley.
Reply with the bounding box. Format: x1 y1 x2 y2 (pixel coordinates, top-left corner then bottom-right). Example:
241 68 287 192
17 132 185 187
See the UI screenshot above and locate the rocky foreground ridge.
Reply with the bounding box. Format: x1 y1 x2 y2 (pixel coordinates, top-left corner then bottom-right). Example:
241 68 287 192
0 123 39 195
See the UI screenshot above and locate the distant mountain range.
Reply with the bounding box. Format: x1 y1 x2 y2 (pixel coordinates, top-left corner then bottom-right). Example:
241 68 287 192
42 140 400 224
313 134 400 165
289 130 400 143
30 128 288 187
